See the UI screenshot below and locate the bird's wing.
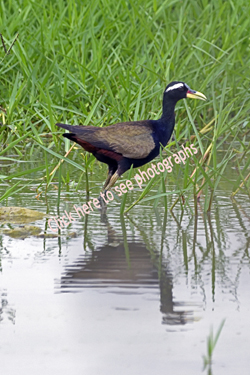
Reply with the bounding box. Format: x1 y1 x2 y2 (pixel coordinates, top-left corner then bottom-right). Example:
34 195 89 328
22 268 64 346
57 121 156 159
96 121 155 159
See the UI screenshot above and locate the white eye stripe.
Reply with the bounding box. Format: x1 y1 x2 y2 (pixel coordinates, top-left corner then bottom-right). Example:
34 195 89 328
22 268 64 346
165 83 184 92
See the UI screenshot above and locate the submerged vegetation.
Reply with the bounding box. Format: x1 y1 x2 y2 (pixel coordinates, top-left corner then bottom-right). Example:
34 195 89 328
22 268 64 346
203 319 226 374
0 0 249 211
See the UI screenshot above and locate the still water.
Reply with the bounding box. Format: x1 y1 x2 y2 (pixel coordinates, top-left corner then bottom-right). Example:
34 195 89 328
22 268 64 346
0 155 250 375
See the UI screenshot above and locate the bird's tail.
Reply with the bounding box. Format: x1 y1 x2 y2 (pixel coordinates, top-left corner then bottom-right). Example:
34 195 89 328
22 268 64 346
56 123 77 141
56 123 98 146
56 123 80 132
56 123 96 134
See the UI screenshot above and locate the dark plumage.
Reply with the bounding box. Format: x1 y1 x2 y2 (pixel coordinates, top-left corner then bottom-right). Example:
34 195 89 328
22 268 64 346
56 81 206 192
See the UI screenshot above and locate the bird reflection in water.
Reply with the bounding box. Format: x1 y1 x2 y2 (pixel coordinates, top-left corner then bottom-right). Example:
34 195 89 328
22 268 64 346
59 211 199 326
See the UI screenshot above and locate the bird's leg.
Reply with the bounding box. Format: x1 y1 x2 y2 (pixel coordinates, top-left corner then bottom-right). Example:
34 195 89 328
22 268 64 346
103 171 120 192
98 163 127 208
101 169 114 193
98 167 116 209
98 170 121 207
98 169 114 208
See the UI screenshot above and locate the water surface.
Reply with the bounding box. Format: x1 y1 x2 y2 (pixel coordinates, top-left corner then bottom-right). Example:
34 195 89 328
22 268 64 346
0 152 250 375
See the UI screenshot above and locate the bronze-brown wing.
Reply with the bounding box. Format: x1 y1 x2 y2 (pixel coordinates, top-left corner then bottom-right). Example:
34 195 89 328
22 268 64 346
73 121 156 159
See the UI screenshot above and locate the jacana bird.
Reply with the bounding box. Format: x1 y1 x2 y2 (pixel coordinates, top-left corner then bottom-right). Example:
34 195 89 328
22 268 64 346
56 81 206 192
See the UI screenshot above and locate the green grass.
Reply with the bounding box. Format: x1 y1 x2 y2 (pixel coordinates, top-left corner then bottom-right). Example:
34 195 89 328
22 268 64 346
203 319 226 373
0 0 250 207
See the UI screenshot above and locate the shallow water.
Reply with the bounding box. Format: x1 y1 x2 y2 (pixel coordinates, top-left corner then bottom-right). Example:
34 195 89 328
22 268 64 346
0 154 250 375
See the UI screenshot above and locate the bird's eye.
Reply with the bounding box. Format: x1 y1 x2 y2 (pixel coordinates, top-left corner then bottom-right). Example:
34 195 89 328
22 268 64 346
178 86 185 92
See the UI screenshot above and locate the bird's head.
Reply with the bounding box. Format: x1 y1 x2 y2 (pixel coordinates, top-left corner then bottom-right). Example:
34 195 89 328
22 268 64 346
164 81 207 102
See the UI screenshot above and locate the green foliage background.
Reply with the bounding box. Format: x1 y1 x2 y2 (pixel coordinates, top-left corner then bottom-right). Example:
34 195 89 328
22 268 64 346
0 0 249 202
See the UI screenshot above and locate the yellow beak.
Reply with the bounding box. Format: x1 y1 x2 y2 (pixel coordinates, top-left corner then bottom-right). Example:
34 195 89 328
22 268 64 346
186 90 207 101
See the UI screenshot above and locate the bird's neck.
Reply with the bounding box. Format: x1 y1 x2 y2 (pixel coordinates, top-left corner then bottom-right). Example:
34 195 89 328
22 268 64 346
160 96 177 122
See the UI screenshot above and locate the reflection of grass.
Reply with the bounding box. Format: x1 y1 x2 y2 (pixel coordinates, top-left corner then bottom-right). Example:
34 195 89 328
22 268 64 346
0 0 249 206
203 319 226 374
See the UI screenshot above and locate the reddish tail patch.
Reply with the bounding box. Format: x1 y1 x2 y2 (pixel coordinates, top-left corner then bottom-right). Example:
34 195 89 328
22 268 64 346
97 149 123 162
74 138 99 153
72 137 123 161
